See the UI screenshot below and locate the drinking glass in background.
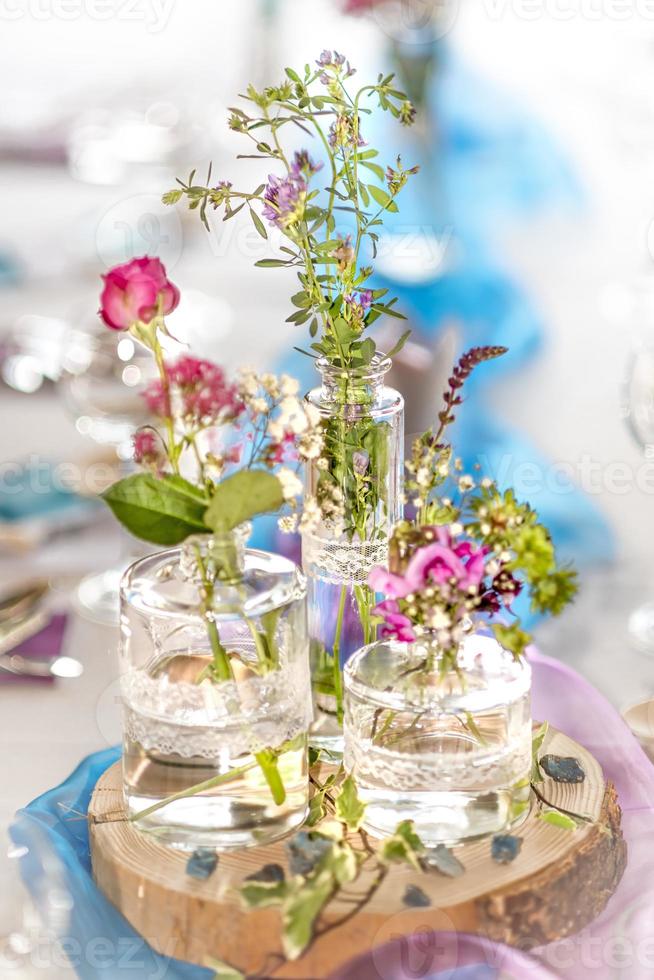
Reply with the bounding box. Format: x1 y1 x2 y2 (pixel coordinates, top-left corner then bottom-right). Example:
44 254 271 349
57 325 156 626
0 832 73 979
623 332 654 653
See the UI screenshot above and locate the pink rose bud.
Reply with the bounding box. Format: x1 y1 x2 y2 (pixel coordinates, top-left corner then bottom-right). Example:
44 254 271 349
99 256 180 331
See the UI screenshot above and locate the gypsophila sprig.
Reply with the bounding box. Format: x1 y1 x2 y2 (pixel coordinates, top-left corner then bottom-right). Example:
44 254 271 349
164 56 419 371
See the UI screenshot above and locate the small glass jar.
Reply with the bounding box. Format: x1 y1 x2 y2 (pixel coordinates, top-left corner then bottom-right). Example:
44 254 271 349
302 353 404 749
119 524 311 850
343 631 532 844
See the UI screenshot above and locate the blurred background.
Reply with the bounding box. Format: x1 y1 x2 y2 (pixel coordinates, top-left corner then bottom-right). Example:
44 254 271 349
1 0 654 893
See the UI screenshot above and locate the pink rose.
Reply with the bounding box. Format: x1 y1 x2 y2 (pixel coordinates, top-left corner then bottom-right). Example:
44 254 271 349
99 256 180 331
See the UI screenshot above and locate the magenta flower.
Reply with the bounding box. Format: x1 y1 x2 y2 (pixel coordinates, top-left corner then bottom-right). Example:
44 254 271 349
373 601 416 643
368 565 414 599
99 256 179 331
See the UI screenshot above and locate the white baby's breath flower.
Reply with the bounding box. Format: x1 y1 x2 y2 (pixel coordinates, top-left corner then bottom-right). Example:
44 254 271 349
250 397 268 415
238 368 258 397
278 514 298 533
449 522 463 536
267 420 284 442
304 403 321 427
480 522 491 536
416 466 431 488
280 374 300 397
261 373 280 398
316 456 329 471
277 467 303 501
481 477 493 489
458 475 474 492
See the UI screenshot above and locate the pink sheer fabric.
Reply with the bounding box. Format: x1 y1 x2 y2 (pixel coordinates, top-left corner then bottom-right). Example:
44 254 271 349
332 650 654 980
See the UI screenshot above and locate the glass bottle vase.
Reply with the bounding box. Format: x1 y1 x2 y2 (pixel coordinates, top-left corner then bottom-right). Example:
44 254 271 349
343 631 532 844
119 524 311 850
302 352 404 750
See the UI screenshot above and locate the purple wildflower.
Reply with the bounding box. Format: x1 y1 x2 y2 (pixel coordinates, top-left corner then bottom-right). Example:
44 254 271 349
290 150 323 180
262 173 306 230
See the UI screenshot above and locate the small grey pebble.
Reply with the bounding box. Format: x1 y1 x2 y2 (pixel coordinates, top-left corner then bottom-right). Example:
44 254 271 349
403 884 431 908
286 832 332 876
491 834 523 864
422 844 465 878
186 848 218 880
245 863 286 884
540 754 586 784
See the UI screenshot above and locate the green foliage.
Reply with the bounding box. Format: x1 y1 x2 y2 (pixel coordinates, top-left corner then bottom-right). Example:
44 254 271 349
204 470 284 532
207 959 244 980
164 60 420 370
334 775 366 831
492 623 532 659
531 722 549 784
537 810 578 831
380 819 425 871
102 473 210 544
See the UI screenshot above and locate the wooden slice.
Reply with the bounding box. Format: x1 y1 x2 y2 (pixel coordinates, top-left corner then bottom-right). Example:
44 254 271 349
88 728 626 979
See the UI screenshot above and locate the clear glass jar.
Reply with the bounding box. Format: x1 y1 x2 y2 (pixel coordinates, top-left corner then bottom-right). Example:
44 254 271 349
119 525 311 850
343 632 532 844
302 353 404 750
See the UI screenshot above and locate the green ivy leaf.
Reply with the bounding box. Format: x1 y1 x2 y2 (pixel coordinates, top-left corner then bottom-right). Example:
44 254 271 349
206 958 244 980
240 879 288 908
204 470 284 533
102 474 210 545
380 819 424 871
282 869 334 960
531 721 549 784
537 810 578 831
334 775 366 831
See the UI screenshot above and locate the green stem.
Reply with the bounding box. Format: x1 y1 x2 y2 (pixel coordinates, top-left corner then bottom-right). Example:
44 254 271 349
255 749 286 806
151 331 180 476
129 760 258 823
332 584 347 725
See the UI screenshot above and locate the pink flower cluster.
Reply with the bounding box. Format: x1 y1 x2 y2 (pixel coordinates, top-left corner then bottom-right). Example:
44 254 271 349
132 428 161 466
368 526 490 643
143 356 243 426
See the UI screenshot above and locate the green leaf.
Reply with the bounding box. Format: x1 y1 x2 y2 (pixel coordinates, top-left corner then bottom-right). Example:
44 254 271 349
359 160 386 181
206 958 244 980
102 474 209 545
282 870 334 960
162 188 183 205
240 879 288 908
285 67 301 83
531 721 549 783
249 207 268 239
254 258 289 268
334 775 366 831
204 470 284 532
493 623 531 659
380 819 424 871
291 291 310 308
386 329 411 357
368 184 398 213
537 810 578 831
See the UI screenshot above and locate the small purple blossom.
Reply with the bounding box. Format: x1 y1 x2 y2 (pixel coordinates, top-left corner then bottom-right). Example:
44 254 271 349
359 289 373 310
262 173 306 230
214 180 232 192
352 450 369 476
290 150 323 180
